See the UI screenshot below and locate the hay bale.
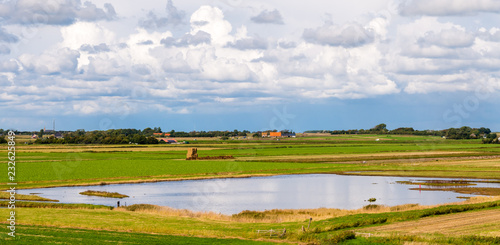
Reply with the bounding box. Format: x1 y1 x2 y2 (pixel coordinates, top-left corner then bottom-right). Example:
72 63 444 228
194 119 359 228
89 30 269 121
186 148 198 160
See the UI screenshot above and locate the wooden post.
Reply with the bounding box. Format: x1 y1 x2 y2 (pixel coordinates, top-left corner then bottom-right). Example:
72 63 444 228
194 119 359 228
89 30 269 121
307 218 312 229
280 228 286 237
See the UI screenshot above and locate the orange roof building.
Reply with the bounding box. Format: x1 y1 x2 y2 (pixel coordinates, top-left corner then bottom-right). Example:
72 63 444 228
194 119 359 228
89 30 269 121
269 132 281 137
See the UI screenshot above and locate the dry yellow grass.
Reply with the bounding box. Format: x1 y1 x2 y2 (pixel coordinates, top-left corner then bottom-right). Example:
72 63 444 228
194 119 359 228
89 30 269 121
114 196 500 223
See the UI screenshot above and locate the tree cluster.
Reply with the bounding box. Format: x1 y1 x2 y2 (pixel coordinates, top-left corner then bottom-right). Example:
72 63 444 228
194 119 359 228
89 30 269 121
29 128 255 144
166 130 250 138
35 129 159 145
444 126 490 139
483 133 499 144
325 123 443 136
324 124 493 139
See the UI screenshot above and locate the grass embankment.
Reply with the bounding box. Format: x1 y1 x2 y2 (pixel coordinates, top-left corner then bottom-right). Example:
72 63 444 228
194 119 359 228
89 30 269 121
79 190 129 198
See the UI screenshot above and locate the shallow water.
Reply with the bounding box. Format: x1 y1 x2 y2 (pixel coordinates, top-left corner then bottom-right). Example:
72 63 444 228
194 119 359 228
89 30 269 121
17 174 500 214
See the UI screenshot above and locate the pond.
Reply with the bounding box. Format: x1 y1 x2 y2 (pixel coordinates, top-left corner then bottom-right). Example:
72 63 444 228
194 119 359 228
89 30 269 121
17 174 500 215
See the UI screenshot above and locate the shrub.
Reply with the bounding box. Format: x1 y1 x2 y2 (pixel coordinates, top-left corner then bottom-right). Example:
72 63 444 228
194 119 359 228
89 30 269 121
232 210 266 219
324 231 356 244
363 204 380 210
124 204 159 212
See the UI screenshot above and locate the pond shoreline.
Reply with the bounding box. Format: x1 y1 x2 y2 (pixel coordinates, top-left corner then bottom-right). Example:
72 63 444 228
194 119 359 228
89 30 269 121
7 171 500 190
17 174 500 215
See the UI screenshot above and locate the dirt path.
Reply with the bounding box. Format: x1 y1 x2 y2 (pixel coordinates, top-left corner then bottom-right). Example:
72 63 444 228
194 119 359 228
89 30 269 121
364 209 500 237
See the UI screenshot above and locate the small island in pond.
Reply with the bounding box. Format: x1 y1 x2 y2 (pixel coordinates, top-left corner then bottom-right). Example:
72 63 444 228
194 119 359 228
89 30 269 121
79 190 129 198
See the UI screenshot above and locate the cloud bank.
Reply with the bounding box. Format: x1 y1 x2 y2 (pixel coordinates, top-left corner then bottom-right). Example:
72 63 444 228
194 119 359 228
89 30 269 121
1 0 500 122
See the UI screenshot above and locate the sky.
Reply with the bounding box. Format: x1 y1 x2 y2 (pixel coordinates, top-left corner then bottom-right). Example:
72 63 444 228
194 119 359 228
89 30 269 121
1 0 500 132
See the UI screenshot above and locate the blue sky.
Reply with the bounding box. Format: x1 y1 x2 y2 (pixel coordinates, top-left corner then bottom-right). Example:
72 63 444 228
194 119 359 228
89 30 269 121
1 0 500 132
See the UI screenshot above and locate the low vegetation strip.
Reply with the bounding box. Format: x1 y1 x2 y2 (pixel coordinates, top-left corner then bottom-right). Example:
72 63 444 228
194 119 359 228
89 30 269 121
0 201 113 210
0 192 58 202
396 180 476 187
410 187 500 196
79 190 129 198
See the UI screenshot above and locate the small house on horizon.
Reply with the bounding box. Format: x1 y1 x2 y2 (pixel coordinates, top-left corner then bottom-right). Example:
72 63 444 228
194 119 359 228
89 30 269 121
262 131 296 138
160 138 178 144
270 132 281 137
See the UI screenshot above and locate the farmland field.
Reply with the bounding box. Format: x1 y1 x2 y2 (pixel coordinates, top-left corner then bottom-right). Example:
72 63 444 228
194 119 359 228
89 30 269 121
1 134 500 244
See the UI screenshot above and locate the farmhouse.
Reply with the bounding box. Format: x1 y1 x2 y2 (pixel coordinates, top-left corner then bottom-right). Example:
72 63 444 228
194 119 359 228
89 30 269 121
160 138 178 144
270 132 281 137
262 131 296 137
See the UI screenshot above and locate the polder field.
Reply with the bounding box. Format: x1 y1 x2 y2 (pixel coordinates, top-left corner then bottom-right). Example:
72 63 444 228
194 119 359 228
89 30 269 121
1 134 500 244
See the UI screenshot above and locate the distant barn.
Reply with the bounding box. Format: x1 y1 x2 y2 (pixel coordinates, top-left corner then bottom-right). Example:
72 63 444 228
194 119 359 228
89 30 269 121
160 138 178 144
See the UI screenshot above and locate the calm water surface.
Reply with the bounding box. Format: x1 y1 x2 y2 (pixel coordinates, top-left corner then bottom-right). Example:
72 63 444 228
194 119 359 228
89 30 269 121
17 174 500 214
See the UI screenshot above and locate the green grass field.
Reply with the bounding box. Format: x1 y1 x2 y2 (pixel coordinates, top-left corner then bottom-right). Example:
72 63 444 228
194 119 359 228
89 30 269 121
3 135 500 189
1 134 499 244
1 199 499 244
0 225 278 245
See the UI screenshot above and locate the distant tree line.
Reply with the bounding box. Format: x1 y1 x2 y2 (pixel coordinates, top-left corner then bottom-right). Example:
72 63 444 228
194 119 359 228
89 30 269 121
321 124 497 143
34 129 161 145
319 123 444 136
28 128 254 145
167 129 250 138
1 125 498 145
0 129 25 136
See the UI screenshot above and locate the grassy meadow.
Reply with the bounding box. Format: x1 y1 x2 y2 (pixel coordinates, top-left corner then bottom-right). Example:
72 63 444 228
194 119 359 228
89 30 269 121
1 134 499 244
